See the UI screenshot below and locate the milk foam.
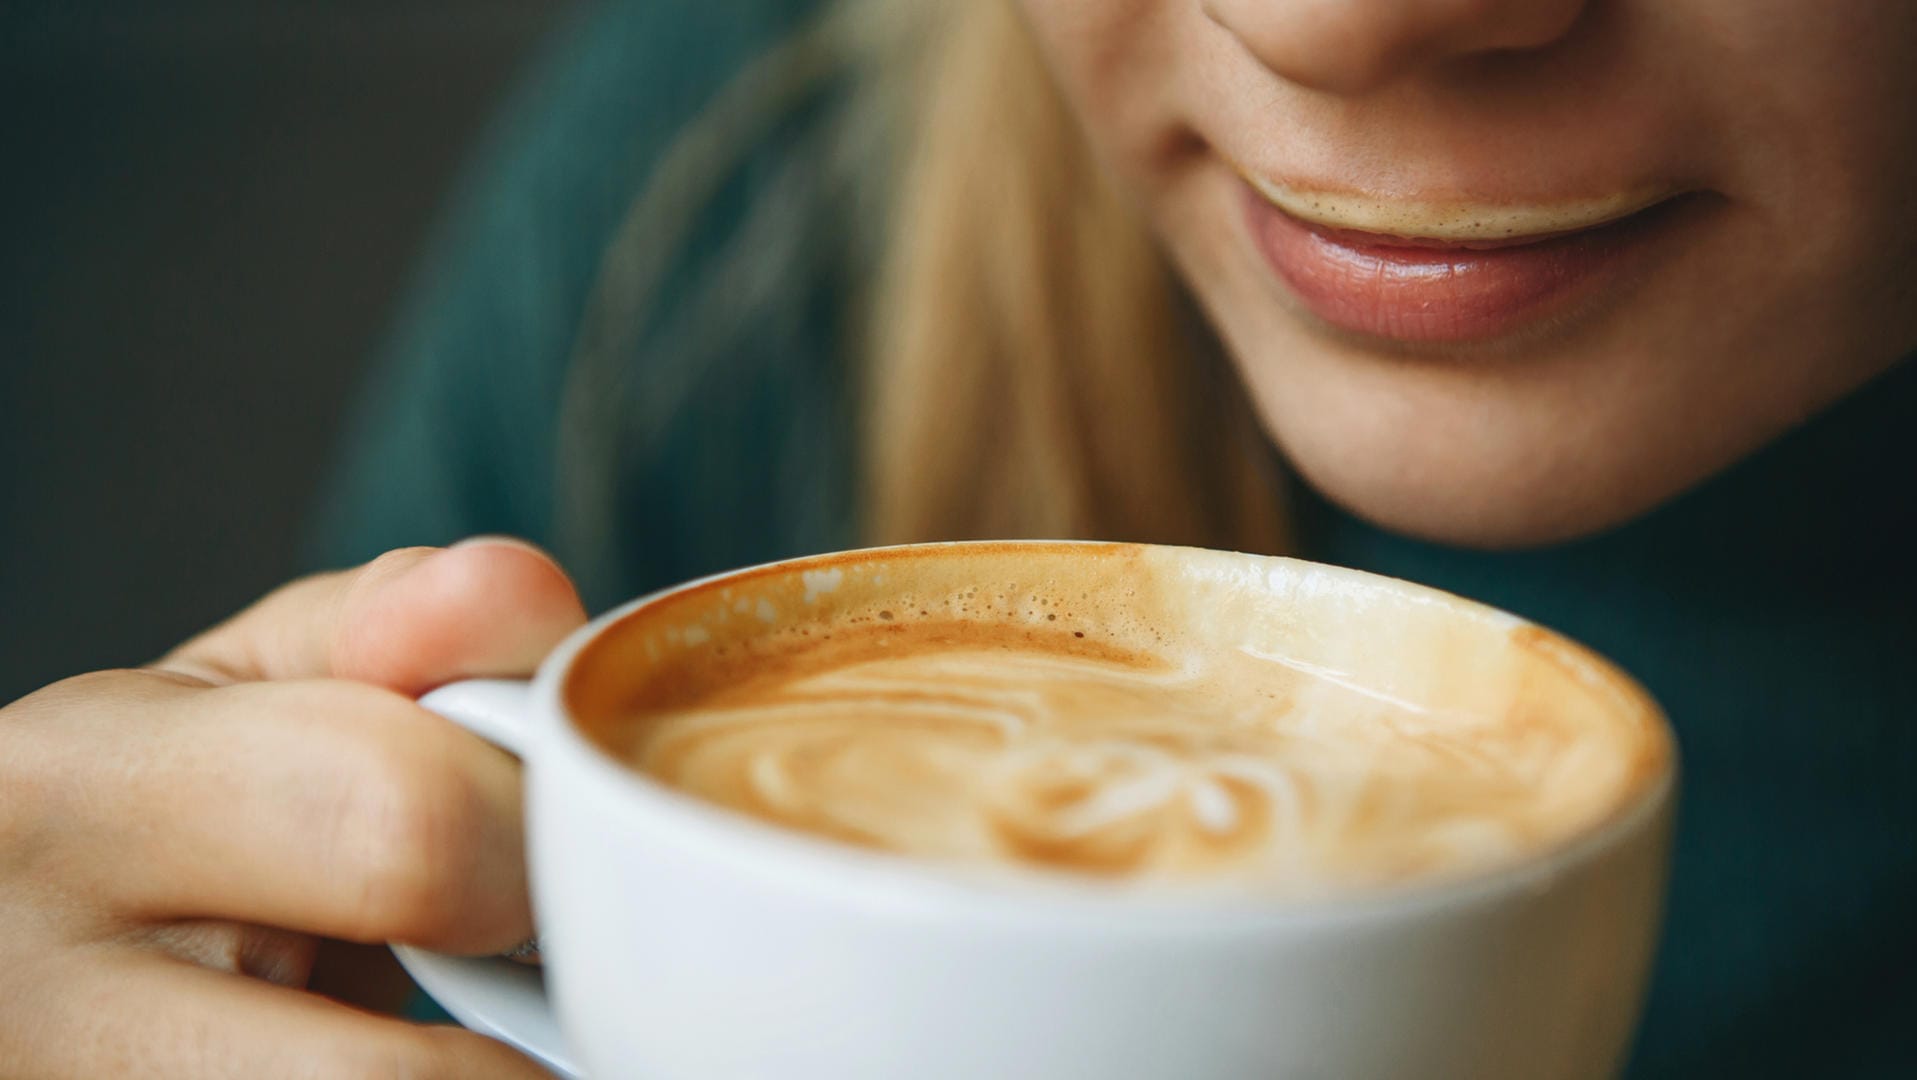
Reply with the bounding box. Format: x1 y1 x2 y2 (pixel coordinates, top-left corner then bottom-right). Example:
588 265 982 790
570 545 1667 894
1243 172 1675 241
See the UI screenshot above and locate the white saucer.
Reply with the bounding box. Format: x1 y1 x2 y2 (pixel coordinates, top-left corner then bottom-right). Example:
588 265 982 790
392 945 580 1078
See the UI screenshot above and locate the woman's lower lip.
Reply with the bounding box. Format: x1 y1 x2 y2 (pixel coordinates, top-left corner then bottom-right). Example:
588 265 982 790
1242 183 1673 345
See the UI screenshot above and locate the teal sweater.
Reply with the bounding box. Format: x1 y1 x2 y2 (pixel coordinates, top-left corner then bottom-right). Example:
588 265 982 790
317 3 1917 1075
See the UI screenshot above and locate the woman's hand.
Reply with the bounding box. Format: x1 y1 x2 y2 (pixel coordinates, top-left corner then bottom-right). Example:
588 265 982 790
0 539 587 1078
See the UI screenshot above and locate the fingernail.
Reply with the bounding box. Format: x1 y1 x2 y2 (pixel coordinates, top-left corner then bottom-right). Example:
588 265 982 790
451 535 552 559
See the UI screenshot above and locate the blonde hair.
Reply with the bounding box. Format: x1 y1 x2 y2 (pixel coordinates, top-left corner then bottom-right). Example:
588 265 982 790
860 0 1287 550
555 0 1288 582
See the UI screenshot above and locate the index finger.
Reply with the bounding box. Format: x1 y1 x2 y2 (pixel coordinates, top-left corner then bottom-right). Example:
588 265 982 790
158 538 588 694
15 949 549 1080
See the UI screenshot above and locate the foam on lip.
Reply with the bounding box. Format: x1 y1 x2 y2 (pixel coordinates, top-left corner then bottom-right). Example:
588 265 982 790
1243 171 1676 243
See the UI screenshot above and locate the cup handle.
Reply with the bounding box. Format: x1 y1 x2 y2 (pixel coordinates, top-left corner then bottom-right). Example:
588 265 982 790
419 677 538 757
396 679 581 1078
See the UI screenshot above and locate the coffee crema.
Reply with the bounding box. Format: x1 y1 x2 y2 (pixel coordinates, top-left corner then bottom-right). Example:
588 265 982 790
568 544 1668 894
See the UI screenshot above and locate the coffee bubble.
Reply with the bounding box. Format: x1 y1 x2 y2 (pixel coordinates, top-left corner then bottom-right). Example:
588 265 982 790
569 544 1667 895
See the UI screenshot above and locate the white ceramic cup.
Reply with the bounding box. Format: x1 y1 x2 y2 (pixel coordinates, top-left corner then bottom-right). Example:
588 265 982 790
398 542 1675 1080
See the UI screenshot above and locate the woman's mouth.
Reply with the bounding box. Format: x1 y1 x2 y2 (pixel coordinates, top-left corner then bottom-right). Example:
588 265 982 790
1240 174 1691 345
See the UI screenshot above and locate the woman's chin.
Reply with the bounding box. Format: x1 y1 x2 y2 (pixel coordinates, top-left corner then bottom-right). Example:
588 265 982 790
1285 455 1660 551
1245 369 1733 551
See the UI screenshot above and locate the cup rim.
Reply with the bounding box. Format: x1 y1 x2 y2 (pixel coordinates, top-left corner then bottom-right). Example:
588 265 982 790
528 540 1677 931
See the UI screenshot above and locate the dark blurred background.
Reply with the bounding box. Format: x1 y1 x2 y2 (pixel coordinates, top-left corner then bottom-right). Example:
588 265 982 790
1 1 577 701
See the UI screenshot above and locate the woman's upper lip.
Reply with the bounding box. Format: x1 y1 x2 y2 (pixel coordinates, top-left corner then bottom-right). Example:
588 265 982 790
1237 167 1683 245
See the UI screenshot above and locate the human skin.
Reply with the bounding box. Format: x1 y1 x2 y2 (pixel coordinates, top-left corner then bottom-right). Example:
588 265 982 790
1016 0 1917 545
7 4 1916 1076
0 541 585 1077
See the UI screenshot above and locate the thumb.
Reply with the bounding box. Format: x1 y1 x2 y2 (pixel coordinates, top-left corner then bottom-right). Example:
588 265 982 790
160 537 589 694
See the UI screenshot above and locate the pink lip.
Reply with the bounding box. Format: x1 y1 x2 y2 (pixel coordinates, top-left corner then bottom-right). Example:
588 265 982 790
1242 183 1676 344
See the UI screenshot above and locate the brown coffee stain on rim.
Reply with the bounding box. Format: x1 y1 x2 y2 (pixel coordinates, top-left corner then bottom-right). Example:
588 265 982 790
1505 623 1674 793
564 541 1148 722
560 542 1675 892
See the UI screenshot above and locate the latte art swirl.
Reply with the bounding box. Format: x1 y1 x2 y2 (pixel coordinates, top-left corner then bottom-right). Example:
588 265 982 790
624 638 1634 889
571 545 1665 893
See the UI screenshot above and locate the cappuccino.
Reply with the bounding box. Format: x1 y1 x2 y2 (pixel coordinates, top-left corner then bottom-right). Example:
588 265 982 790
568 544 1666 895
